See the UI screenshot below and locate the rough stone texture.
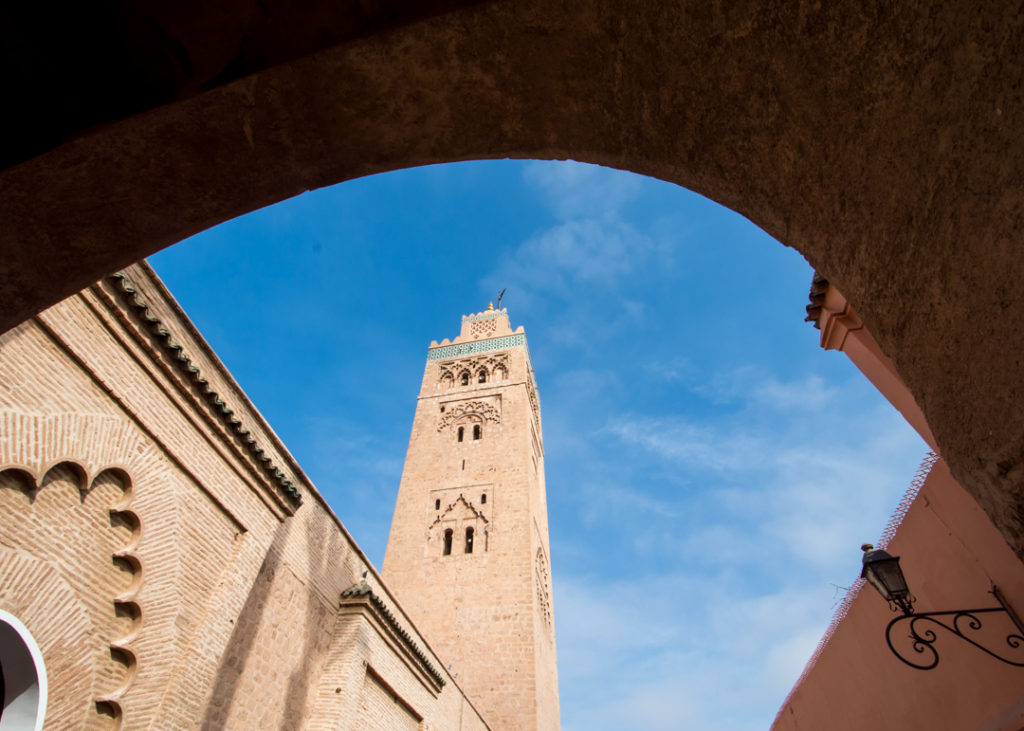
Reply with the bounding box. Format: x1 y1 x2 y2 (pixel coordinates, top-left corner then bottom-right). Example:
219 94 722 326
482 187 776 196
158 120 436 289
383 309 560 730
2 0 1024 566
0 263 488 729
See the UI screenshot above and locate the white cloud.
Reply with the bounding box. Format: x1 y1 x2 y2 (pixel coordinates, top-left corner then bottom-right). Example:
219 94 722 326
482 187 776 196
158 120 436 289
548 365 928 729
578 482 680 525
644 355 693 383
753 373 836 411
480 162 672 346
554 572 838 731
523 160 643 220
607 416 760 473
482 218 660 308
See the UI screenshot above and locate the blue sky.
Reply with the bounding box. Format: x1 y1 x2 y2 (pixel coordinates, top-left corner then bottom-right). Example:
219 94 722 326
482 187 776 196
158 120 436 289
150 160 927 730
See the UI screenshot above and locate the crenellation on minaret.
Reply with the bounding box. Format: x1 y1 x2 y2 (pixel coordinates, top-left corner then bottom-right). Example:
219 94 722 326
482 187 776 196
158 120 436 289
383 309 560 730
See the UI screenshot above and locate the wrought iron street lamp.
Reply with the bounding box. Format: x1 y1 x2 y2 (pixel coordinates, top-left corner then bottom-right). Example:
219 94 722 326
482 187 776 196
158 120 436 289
859 544 1024 670
860 543 915 615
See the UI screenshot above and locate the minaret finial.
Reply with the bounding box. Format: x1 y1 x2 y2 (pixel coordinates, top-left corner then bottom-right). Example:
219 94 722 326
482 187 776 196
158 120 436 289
487 302 494 311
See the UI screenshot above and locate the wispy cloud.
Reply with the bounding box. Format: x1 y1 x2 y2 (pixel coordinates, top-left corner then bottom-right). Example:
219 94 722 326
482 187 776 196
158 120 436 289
481 162 672 347
548 364 927 729
523 160 643 221
299 415 405 567
482 218 660 306
555 572 835 731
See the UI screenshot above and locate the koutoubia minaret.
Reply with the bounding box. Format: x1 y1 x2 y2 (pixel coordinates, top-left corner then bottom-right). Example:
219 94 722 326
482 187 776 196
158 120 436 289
382 305 560 730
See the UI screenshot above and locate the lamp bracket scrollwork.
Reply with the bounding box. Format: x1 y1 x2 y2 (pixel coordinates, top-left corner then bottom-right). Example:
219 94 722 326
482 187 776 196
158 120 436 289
884 588 1024 670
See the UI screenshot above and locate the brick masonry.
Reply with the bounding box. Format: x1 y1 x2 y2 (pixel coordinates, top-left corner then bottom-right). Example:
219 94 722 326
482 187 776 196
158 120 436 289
382 308 561 730
0 262 489 730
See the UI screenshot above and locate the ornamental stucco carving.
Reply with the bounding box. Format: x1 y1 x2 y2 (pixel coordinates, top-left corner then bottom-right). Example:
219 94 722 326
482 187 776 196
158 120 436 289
437 401 501 431
437 353 510 385
535 547 552 629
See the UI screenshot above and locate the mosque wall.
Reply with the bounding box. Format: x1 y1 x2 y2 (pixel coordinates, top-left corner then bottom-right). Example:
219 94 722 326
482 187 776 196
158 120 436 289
0 262 488 730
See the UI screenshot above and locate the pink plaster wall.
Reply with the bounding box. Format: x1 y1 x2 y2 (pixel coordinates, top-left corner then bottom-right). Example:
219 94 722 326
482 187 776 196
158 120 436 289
774 459 1024 730
775 284 1024 730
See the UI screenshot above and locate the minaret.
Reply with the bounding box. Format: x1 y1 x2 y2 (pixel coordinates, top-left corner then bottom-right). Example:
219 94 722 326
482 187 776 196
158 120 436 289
382 305 560 730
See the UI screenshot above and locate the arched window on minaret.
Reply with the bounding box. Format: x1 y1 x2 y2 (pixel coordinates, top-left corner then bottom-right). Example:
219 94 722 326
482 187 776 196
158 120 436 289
478 369 487 383
443 529 453 556
473 424 482 440
465 527 474 554
457 426 464 442
494 365 507 381
460 371 470 386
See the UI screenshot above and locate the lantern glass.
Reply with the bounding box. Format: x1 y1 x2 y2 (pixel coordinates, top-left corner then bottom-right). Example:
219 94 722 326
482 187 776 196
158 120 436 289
861 544 912 608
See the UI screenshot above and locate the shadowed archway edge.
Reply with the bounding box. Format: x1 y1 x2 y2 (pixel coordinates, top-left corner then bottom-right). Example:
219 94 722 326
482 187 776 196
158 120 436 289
2 0 1024 554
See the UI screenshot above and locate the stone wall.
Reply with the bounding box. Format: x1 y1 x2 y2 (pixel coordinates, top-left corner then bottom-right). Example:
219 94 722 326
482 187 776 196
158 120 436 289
382 308 560 730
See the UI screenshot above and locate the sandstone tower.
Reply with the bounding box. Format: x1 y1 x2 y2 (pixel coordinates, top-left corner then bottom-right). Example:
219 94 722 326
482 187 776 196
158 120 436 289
382 306 560 730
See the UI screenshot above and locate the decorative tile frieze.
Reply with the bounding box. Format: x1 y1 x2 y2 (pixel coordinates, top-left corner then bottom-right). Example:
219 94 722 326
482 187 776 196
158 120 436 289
427 334 525 360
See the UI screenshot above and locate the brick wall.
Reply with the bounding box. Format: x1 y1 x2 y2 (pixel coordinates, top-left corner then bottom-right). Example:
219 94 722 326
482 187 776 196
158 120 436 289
382 310 560 730
0 262 488 729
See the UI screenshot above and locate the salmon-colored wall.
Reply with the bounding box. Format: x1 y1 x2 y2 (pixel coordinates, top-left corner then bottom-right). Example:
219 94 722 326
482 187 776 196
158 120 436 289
816 285 937 451
774 460 1024 730
776 284 1024 730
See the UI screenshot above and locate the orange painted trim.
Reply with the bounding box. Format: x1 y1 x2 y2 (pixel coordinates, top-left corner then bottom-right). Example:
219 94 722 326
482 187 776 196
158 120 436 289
818 286 938 451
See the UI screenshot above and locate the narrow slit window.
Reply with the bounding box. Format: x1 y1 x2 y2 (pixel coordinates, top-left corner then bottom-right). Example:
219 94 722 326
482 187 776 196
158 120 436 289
435 498 440 510
481 493 486 504
461 459 465 470
443 529 453 556
457 426 464 442
478 369 487 383
473 424 481 440
465 527 474 554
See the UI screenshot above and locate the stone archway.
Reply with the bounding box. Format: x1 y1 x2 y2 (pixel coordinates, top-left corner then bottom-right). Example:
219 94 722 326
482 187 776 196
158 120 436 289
2 1 1023 554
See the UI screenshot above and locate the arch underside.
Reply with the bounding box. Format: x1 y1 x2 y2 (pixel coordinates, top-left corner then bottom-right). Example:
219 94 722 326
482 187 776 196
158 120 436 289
2 1 1024 554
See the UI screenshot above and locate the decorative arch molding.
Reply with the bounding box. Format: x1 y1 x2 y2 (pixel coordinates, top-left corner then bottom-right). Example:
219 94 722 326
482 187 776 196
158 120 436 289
437 401 501 432
0 462 142 726
0 411 185 728
427 494 490 555
428 494 490 530
436 354 511 388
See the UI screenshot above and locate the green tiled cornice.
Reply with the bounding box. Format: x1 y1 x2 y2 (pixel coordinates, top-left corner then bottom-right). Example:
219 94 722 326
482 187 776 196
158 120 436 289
427 333 525 360
341 579 446 689
108 273 302 506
